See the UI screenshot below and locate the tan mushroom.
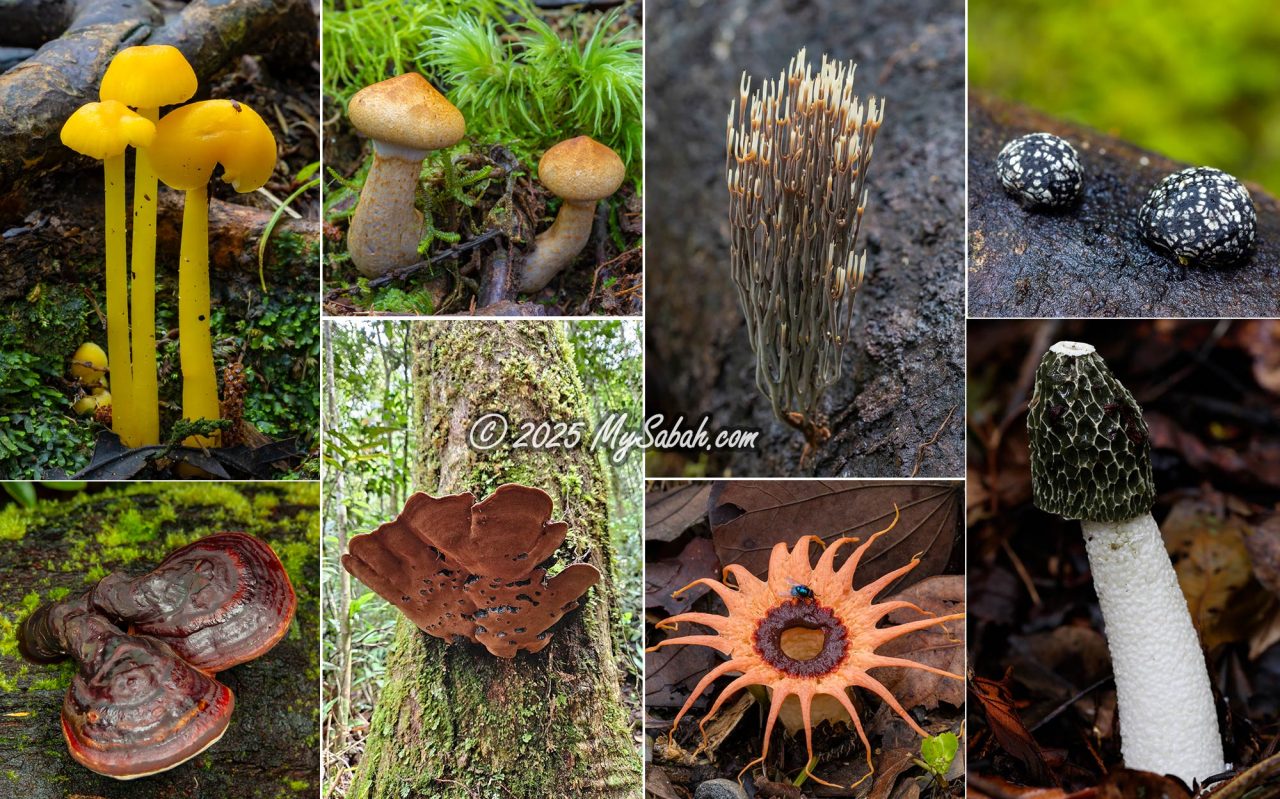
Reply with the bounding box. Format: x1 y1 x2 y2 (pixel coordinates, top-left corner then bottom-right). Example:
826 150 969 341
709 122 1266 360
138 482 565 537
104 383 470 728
517 135 625 293
346 74 466 277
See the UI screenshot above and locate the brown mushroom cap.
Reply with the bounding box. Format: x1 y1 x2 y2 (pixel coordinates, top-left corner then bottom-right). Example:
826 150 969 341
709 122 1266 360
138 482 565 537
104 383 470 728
348 73 465 154
91 532 297 673
537 136 625 202
60 613 235 780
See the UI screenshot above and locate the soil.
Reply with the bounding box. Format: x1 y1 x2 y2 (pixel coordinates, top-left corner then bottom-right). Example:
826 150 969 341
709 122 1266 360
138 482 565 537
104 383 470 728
968 93 1280 318
644 0 966 479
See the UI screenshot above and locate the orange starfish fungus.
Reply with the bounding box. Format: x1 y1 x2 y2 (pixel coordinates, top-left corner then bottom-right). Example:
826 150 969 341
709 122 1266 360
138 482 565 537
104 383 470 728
649 505 963 786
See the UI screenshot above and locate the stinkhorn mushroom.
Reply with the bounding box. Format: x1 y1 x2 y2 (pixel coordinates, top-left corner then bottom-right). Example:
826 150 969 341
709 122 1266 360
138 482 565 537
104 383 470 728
342 484 600 658
60 100 155 448
346 73 466 277
22 533 296 673
648 506 964 788
516 135 626 293
40 601 235 779
149 100 277 448
1027 341 1225 786
100 45 199 447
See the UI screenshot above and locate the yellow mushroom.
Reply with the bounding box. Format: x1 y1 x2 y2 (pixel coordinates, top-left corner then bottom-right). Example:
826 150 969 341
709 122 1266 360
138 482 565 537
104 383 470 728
60 101 155 448
69 342 108 387
148 100 276 448
100 45 198 447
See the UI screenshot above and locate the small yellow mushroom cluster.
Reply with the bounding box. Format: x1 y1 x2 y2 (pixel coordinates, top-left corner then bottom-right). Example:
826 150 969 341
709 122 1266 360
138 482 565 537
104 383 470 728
61 47 277 451
69 343 112 416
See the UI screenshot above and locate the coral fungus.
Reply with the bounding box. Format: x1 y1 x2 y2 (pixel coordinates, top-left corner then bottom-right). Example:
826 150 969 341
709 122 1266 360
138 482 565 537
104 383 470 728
649 506 963 786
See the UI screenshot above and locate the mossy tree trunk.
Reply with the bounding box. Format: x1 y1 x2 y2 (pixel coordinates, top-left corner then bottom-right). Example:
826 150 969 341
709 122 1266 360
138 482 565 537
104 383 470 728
348 321 641 799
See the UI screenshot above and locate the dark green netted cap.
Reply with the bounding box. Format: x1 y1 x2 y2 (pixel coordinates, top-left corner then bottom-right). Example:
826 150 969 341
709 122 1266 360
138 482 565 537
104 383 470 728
1027 341 1155 522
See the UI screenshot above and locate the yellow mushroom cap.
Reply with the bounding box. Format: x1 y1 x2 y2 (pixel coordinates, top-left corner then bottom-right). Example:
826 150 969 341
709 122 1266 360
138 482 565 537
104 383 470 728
69 342 108 386
537 136 625 202
149 100 278 192
100 45 198 109
348 73 465 153
61 101 155 160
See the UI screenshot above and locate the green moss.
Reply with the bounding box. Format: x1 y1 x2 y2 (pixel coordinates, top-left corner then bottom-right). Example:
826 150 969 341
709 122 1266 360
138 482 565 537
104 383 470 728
0 506 26 541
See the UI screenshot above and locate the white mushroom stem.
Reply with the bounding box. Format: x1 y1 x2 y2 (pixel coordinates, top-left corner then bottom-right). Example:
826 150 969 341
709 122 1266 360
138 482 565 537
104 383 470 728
347 141 428 277
517 199 598 293
1082 514 1225 785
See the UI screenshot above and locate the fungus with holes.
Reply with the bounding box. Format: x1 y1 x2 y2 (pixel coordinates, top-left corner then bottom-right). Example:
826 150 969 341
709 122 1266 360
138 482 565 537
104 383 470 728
1027 341 1225 786
726 48 883 453
342 484 600 658
648 505 964 788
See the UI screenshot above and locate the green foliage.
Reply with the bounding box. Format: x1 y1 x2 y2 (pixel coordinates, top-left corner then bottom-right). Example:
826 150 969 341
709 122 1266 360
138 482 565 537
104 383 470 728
971 0 1280 193
914 731 959 787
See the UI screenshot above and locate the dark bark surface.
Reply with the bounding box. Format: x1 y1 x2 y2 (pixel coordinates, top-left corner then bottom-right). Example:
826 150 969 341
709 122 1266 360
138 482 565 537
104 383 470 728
0 483 319 798
348 322 642 799
644 0 965 478
968 93 1280 318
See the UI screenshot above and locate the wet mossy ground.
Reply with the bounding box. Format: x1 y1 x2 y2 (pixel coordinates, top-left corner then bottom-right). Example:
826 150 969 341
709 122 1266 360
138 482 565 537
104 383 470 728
0 273 320 479
0 482 319 798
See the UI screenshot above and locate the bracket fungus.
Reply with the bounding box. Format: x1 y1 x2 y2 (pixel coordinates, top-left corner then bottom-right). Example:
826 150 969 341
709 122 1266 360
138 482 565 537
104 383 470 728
100 44 199 447
517 135 626 293
60 99 156 448
726 49 883 451
149 99 277 448
21 532 296 674
342 484 600 658
648 506 963 788
346 73 466 277
1027 341 1225 786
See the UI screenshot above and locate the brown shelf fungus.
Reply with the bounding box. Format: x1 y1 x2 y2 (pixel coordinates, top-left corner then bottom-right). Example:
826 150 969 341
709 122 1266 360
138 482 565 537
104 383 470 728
20 533 296 674
517 135 626 293
58 609 235 780
342 484 600 658
346 73 466 277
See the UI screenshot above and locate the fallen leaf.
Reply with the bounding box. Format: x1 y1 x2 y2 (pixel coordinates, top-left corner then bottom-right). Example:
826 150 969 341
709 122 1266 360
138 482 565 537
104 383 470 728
646 536 721 614
1095 768 1190 799
1147 413 1280 491
708 481 961 591
876 575 965 710
1233 320 1280 396
646 483 712 542
969 673 1057 786
696 691 754 757
645 642 722 710
966 776 1075 798
1243 513 1280 596
868 748 919 799
643 765 686 799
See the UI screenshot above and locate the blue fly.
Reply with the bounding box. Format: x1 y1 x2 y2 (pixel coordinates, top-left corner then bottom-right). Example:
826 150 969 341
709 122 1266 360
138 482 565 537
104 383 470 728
783 578 815 601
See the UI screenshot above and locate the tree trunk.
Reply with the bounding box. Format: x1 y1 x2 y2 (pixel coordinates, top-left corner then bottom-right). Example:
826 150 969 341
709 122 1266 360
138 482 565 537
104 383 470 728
0 482 319 799
348 321 642 799
324 325 354 753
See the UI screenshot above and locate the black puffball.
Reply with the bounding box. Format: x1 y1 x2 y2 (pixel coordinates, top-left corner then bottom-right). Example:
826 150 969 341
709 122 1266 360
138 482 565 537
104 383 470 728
1138 167 1256 267
996 132 1083 209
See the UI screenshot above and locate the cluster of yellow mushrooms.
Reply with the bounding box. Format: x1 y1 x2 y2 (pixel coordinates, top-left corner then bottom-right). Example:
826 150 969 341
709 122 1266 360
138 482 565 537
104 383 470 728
60 45 277 449
345 73 624 292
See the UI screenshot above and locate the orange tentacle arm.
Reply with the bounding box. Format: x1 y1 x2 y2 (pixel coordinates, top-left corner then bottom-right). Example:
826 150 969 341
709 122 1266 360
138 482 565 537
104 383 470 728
869 612 965 645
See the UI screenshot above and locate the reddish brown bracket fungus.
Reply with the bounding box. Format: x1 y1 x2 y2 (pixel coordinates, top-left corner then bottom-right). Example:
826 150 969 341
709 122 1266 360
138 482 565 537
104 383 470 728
20 533 296 673
342 484 600 658
58 609 235 780
648 506 964 788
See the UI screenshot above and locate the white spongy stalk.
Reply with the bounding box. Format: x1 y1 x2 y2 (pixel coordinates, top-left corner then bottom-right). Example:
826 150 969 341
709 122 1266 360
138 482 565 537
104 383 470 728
1082 514 1225 785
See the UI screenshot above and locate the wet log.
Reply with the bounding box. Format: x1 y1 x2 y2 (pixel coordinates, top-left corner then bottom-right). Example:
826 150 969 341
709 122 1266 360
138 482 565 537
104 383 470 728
0 0 316 192
0 483 319 799
968 92 1280 318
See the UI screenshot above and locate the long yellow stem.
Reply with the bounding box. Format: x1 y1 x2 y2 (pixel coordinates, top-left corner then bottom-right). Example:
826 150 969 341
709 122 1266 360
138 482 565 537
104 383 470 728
130 107 160 446
103 154 136 447
178 185 220 447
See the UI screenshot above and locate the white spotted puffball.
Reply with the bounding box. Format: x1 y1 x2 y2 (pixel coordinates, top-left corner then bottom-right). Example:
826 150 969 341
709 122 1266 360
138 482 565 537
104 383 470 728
996 132 1083 209
1138 167 1256 267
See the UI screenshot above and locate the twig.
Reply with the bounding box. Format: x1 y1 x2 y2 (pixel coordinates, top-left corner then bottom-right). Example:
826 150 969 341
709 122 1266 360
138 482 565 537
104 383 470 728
911 404 956 477
1000 538 1042 606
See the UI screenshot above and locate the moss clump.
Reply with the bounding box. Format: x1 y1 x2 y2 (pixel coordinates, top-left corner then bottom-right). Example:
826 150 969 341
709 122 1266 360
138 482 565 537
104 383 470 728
0 506 27 541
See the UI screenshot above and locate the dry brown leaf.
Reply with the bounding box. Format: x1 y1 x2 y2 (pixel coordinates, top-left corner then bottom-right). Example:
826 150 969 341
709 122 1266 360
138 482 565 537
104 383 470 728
876 575 965 710
969 674 1057 786
708 481 961 591
646 483 712 542
696 691 754 757
646 536 721 614
1095 768 1190 799
646 642 721 710
966 776 1072 798
644 765 686 799
1243 513 1280 596
867 748 919 799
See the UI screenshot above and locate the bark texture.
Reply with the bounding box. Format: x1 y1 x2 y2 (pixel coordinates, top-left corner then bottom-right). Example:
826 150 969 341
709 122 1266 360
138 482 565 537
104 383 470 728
0 482 320 799
644 0 965 478
968 93 1280 317
348 321 641 799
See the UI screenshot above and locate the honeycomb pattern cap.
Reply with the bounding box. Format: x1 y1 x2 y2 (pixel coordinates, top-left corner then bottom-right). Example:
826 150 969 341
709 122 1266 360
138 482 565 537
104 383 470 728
1027 341 1155 522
